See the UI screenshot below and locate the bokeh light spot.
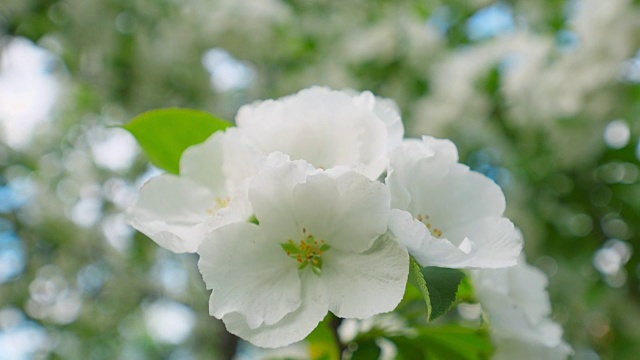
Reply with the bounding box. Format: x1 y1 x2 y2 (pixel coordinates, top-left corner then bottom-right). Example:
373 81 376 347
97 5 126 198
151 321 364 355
603 119 630 149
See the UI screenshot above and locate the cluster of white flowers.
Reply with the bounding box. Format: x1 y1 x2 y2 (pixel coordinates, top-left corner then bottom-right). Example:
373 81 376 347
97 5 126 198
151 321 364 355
127 87 524 348
414 0 640 166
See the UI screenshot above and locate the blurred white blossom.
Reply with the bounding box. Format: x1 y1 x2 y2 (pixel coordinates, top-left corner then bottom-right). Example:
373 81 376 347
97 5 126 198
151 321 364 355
474 258 572 359
0 37 62 150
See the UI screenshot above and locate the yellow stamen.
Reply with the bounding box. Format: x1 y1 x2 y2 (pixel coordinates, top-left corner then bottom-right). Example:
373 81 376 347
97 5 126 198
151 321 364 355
280 230 331 276
416 213 444 238
207 196 231 215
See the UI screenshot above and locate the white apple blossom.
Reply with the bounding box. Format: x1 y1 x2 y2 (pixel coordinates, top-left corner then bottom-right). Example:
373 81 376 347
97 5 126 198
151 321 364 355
473 258 572 360
197 153 409 348
386 136 522 269
235 86 404 180
126 129 258 253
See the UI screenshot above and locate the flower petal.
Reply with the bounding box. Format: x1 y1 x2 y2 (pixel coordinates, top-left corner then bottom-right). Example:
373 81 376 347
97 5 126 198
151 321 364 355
444 217 522 268
236 87 390 180
180 129 263 200
475 257 552 323
221 128 264 196
389 209 521 269
126 174 215 253
434 164 507 230
387 138 505 231
221 271 329 349
480 286 564 347
386 140 444 210
473 260 572 358
369 93 404 152
420 135 458 162
388 209 474 268
290 173 339 242
198 222 302 329
322 233 409 319
389 155 506 232
180 131 226 196
291 170 389 253
248 153 316 242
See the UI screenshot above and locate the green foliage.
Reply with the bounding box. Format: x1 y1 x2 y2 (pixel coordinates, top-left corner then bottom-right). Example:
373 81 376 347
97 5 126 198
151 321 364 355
391 325 493 360
123 108 232 174
306 317 340 360
408 258 466 321
350 324 493 360
408 257 433 319
350 340 382 360
422 267 466 321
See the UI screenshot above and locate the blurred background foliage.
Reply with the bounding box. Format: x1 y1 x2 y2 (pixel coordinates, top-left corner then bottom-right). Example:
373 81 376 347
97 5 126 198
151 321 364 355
1 0 640 358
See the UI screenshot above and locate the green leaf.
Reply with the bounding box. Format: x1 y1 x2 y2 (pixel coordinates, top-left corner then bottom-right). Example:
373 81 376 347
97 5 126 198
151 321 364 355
350 340 381 360
419 325 493 360
306 317 340 360
123 108 232 174
421 267 466 321
390 325 493 360
392 336 427 360
456 276 476 302
408 257 432 320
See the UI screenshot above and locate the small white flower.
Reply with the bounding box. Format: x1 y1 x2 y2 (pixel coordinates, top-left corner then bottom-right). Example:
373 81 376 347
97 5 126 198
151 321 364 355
473 258 572 360
386 136 522 268
197 154 409 348
126 129 258 253
235 86 404 180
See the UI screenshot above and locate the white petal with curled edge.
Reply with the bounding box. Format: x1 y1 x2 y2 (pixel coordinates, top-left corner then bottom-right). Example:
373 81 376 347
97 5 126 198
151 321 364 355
385 167 412 210
291 170 389 253
388 209 486 269
349 89 404 154
397 161 506 233
444 217 522 268
420 135 459 163
180 131 226 196
387 139 504 230
322 232 408 319
386 141 443 210
222 271 329 349
236 88 362 170
198 222 302 329
373 95 404 152
236 87 390 180
248 153 316 242
126 174 216 253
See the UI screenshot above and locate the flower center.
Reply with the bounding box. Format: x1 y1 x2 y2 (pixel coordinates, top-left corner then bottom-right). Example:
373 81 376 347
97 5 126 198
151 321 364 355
207 197 230 215
280 228 330 276
416 214 443 238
